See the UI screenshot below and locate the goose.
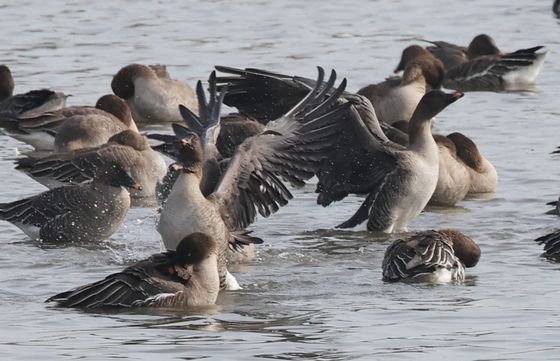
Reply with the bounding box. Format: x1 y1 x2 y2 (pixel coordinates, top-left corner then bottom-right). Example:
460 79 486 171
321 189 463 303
215 66 464 231
47 232 219 308
447 132 497 194
111 63 198 124
0 94 138 151
0 163 140 242
159 68 348 289
399 34 548 91
382 229 481 283
429 134 471 206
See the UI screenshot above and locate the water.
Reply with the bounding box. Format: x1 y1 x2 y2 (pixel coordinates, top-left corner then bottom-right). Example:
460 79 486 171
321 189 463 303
0 0 559 359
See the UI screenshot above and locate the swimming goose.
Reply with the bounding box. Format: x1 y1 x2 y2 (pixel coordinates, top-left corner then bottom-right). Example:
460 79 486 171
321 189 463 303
159 68 348 289
534 230 560 257
1 94 138 151
0 65 68 120
382 229 481 283
405 34 548 91
16 130 166 206
446 132 497 194
47 232 219 308
0 163 140 242
429 134 471 206
358 56 445 126
111 64 198 124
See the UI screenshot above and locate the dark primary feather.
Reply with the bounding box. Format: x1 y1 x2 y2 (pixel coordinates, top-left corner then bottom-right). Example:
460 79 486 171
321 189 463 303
215 66 402 213
0 89 64 118
216 66 326 124
210 67 349 230
16 143 139 185
180 71 225 138
534 230 560 256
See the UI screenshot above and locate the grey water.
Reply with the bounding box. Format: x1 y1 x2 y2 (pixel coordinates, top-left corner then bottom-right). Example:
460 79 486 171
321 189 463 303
0 0 559 360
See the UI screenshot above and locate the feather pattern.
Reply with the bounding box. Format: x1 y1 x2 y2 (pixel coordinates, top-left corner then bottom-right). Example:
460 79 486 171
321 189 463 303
444 46 546 91
47 233 220 308
210 68 349 230
382 230 466 282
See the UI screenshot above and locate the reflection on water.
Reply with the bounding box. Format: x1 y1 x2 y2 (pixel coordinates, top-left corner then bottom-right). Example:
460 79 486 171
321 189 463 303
1 0 560 360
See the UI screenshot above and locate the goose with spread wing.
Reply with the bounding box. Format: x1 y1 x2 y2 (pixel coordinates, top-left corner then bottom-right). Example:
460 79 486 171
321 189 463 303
47 232 219 308
215 66 463 231
158 68 348 289
332 90 463 231
16 130 166 206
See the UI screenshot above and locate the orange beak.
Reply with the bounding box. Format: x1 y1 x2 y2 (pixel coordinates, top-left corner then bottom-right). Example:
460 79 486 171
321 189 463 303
452 92 464 100
131 183 142 190
170 163 183 172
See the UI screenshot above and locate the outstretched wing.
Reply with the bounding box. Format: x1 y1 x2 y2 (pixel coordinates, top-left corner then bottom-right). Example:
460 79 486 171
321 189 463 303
210 67 349 230
316 97 402 212
215 65 320 124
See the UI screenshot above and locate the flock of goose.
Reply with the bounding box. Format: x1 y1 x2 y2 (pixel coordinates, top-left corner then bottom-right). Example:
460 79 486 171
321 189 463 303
0 33 553 309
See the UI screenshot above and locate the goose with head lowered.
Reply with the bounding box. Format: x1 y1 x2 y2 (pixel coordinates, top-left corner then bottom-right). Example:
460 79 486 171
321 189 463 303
47 232 220 309
0 94 138 152
111 63 198 124
382 229 481 283
158 68 349 289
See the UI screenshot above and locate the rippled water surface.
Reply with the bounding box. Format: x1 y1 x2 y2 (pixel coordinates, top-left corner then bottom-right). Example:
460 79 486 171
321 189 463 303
1 0 560 360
